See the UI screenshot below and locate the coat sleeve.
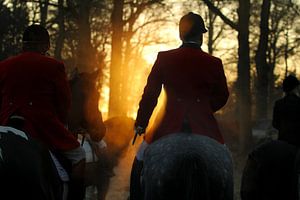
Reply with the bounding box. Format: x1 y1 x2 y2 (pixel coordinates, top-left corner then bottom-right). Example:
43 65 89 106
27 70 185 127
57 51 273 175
54 63 71 124
210 59 229 112
135 53 163 129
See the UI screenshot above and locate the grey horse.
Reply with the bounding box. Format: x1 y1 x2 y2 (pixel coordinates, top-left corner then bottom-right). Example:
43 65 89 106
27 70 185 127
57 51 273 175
141 133 233 200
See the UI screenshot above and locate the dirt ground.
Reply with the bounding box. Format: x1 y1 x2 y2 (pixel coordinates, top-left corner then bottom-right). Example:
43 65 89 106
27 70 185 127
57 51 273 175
231 150 248 200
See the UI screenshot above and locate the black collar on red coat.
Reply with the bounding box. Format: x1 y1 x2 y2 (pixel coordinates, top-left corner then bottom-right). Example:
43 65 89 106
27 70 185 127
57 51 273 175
180 42 202 49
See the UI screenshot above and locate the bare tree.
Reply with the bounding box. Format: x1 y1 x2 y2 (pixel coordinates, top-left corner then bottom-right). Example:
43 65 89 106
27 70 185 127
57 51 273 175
108 0 165 117
202 0 252 153
65 0 99 72
250 0 300 119
203 0 227 55
109 0 125 117
267 1 300 113
39 0 49 26
54 0 65 59
254 0 271 120
0 0 29 60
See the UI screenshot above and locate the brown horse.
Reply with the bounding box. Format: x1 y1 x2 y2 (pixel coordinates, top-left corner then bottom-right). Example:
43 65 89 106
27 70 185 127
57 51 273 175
68 69 106 142
68 69 134 199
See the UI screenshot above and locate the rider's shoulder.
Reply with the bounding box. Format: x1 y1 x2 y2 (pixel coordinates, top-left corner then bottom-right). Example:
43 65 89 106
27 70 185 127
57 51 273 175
155 49 180 60
0 54 20 66
40 54 66 72
200 51 223 63
43 54 64 66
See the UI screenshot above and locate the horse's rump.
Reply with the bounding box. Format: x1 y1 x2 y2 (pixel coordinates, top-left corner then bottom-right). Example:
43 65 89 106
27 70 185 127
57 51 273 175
241 140 299 200
0 127 61 200
142 133 233 200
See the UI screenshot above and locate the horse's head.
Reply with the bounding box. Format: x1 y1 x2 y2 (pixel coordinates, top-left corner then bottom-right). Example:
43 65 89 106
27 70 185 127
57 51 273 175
68 69 105 142
69 69 99 94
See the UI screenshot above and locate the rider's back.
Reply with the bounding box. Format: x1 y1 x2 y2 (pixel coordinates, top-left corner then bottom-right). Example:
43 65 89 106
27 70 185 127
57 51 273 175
0 52 79 151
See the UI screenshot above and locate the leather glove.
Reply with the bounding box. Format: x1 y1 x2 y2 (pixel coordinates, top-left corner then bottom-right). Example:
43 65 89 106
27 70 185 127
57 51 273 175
134 125 145 135
132 125 145 145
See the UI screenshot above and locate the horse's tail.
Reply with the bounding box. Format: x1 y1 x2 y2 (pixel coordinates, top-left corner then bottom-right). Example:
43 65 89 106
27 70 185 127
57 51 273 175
176 152 210 200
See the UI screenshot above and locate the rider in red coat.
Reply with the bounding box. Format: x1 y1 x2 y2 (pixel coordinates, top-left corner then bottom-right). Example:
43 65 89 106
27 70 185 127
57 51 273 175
0 51 79 151
130 12 229 200
0 30 79 151
0 25 85 200
135 12 229 145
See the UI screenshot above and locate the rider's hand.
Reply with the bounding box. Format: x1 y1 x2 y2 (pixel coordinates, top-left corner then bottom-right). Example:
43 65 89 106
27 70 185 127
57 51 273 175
135 126 145 136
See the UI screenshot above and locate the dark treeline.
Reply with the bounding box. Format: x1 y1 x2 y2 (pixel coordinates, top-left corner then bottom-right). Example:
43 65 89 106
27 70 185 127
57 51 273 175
0 0 300 153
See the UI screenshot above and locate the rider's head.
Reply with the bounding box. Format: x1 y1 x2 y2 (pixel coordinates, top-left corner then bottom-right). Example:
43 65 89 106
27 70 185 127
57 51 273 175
22 24 50 55
282 75 299 94
179 12 207 45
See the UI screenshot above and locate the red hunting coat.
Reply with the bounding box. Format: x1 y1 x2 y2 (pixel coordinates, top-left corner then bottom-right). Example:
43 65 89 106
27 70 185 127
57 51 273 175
135 44 229 144
0 52 79 151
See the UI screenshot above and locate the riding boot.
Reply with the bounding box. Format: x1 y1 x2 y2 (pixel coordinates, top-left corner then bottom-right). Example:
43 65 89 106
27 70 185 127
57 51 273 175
129 157 144 200
68 159 86 200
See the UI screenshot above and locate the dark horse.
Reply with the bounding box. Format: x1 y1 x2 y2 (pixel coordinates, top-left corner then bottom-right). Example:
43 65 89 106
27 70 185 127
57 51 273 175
68 69 134 199
0 125 63 200
241 139 299 200
140 133 233 200
68 69 106 142
68 69 108 199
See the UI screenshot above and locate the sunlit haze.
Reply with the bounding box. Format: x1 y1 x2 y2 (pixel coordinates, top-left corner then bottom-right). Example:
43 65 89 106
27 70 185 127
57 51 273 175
99 0 300 119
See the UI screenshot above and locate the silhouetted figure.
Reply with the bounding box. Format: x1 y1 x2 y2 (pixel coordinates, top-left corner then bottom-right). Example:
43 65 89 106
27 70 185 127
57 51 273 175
272 75 300 146
241 140 298 200
241 75 300 200
130 12 229 200
0 24 85 200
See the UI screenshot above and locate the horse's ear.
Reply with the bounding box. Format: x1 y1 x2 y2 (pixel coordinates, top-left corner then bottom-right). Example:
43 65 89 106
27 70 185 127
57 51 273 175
91 69 100 81
69 67 79 80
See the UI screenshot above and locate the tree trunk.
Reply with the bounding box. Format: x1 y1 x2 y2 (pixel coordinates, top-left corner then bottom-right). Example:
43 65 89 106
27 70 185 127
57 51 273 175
202 0 253 153
54 0 65 60
39 0 49 26
76 0 95 72
254 0 271 120
207 7 214 55
122 30 134 116
237 0 252 153
268 66 276 118
109 0 124 117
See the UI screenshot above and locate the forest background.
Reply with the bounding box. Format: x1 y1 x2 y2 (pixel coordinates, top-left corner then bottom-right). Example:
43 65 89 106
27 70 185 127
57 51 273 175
0 0 300 198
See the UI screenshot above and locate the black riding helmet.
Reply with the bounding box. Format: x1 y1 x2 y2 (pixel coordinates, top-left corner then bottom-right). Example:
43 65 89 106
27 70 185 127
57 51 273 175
282 75 299 93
